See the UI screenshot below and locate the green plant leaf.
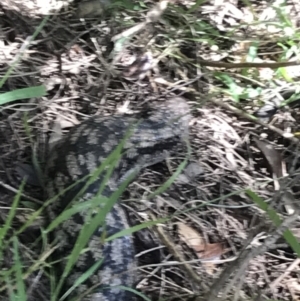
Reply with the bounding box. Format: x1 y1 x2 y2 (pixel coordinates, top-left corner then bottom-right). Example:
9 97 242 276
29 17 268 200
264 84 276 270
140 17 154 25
0 86 46 105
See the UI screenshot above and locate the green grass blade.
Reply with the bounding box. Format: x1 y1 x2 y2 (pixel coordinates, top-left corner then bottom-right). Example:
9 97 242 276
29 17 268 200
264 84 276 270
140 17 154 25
106 218 167 242
57 171 136 288
147 139 191 199
12 237 27 301
45 196 108 232
60 258 104 301
5 275 15 301
0 181 25 247
246 189 300 256
0 86 46 105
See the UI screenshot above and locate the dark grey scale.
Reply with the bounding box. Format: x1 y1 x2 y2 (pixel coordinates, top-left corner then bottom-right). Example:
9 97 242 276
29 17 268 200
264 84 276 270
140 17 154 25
44 97 191 301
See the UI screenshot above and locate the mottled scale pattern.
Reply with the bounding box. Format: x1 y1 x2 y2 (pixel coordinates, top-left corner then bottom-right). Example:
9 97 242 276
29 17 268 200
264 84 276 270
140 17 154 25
44 97 191 301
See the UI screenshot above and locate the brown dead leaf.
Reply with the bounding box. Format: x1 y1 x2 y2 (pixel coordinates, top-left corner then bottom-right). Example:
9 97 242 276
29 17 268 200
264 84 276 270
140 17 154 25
177 223 226 275
178 222 204 248
200 243 225 260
